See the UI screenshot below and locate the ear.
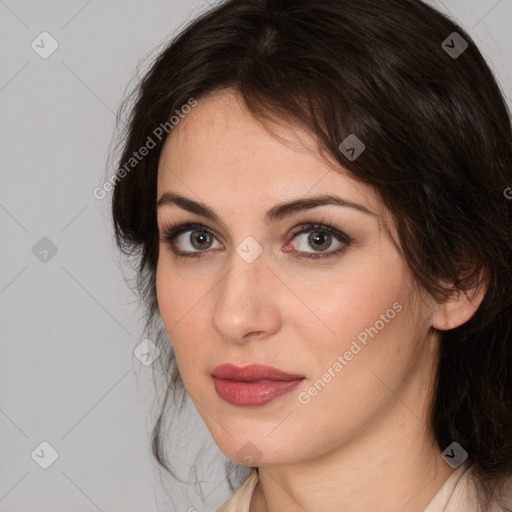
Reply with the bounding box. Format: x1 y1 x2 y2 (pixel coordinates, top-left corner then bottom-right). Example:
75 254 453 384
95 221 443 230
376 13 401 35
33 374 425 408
432 268 488 331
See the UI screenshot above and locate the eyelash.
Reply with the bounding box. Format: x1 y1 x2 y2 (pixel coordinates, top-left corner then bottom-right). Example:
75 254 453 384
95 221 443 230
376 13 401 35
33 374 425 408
159 221 353 260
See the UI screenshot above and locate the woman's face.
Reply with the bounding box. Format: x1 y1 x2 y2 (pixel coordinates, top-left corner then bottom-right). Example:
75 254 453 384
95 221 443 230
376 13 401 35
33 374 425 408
155 89 440 467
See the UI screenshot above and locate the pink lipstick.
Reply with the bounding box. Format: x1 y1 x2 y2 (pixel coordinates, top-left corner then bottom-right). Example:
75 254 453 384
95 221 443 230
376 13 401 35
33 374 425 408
211 363 305 406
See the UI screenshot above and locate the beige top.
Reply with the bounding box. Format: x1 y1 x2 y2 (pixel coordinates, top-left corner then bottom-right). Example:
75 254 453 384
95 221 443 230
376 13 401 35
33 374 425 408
216 462 512 511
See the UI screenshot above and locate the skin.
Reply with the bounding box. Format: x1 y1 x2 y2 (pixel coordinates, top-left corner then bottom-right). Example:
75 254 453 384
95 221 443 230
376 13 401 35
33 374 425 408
155 89 486 512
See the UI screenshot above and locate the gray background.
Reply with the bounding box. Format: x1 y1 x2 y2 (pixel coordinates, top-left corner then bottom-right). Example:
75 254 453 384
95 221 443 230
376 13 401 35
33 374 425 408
1 1 511 511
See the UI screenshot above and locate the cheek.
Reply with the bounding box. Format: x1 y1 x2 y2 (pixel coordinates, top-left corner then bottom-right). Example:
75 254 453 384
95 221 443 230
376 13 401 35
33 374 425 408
155 255 224 390
155 258 215 377
292 244 411 354
295 271 424 425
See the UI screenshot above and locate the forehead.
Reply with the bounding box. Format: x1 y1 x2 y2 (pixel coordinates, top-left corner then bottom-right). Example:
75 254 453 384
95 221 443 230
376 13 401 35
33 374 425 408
157 90 394 235
159 90 327 180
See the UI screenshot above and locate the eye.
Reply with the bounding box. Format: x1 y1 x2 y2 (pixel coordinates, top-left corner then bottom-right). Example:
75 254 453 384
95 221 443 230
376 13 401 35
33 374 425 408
159 221 352 259
287 222 352 259
161 223 222 258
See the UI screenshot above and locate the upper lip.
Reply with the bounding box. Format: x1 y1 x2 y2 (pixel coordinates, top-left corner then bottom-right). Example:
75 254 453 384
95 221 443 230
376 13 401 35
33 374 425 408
211 364 304 382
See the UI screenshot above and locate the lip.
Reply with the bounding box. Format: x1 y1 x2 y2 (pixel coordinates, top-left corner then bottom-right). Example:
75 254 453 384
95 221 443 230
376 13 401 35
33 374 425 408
212 363 304 381
211 364 305 406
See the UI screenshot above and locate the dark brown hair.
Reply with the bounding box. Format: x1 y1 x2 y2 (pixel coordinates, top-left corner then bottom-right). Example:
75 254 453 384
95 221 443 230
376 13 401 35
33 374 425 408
109 0 512 509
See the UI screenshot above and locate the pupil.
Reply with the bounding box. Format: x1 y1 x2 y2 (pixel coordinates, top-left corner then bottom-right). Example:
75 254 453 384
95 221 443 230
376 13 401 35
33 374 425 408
309 231 331 251
192 230 212 249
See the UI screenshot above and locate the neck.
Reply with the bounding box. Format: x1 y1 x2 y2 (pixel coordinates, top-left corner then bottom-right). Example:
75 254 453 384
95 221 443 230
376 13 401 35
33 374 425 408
250 391 455 512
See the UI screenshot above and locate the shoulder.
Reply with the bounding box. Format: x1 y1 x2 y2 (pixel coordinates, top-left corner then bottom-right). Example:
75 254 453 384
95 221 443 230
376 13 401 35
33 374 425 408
215 468 259 512
447 464 512 512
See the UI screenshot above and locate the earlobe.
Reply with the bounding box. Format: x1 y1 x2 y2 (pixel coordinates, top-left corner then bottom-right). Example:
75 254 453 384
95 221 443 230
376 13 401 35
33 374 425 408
431 270 488 331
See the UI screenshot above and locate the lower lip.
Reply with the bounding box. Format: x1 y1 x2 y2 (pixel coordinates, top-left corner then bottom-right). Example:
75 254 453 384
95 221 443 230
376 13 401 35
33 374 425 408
213 377 304 406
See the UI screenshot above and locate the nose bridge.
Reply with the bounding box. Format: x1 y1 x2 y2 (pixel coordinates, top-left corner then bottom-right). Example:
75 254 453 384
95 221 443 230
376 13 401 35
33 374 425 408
212 239 277 342
218 240 266 311
223 232 267 295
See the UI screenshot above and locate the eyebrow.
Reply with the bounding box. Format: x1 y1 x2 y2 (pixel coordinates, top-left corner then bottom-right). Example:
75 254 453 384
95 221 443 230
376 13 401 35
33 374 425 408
156 191 375 225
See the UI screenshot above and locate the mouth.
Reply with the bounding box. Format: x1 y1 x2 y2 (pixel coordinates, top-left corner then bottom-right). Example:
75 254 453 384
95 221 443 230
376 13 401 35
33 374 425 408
211 363 305 406
211 363 305 381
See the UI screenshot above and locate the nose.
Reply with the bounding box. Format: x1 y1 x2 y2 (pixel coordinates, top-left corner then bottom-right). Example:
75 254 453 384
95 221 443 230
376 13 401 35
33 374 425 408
212 245 281 345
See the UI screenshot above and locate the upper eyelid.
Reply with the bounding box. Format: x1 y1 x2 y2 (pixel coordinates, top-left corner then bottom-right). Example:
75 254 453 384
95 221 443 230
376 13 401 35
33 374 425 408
160 220 342 236
162 221 350 249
